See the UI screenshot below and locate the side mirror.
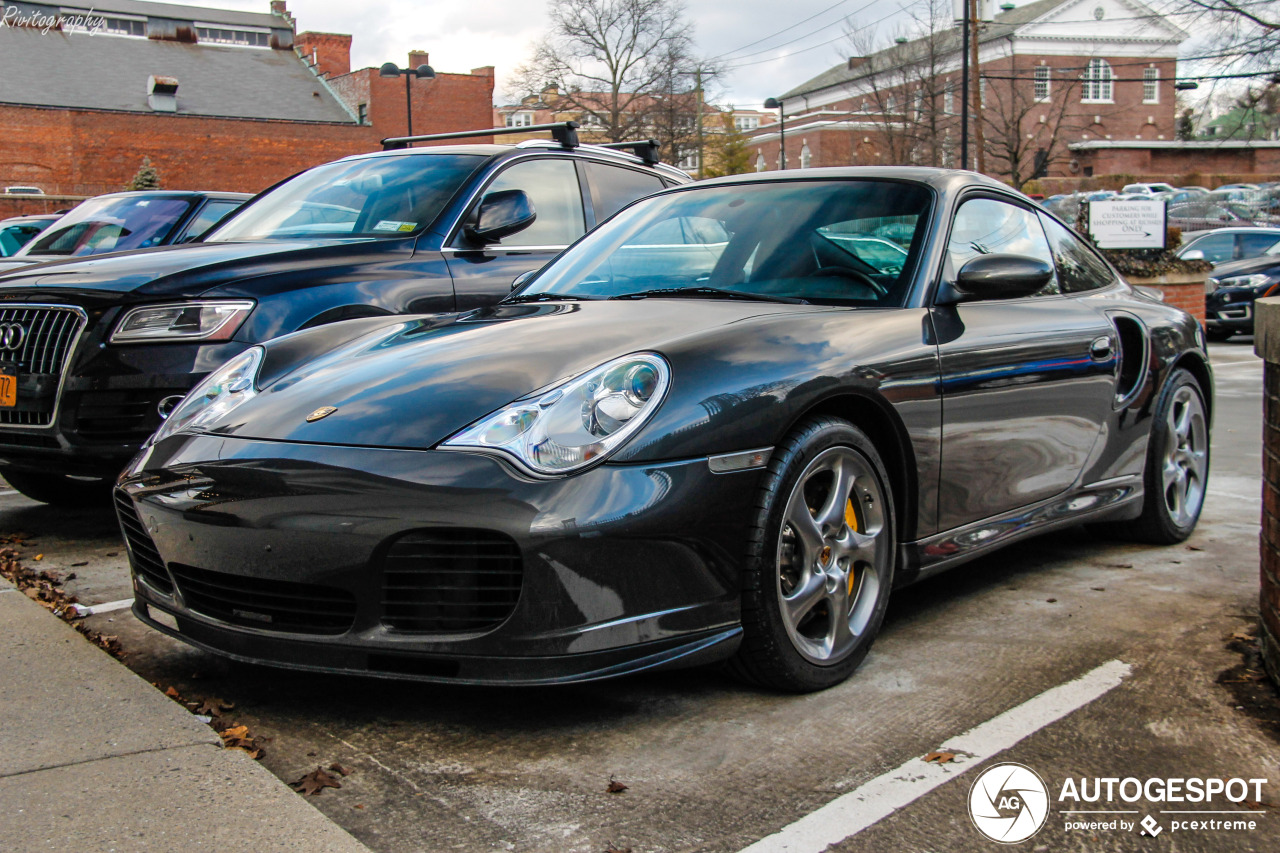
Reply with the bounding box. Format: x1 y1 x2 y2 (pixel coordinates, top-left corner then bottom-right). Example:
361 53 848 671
464 190 536 245
1181 249 1204 261
939 254 1055 303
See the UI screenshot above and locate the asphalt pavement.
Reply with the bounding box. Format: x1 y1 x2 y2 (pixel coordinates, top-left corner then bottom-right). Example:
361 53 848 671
0 339 1276 853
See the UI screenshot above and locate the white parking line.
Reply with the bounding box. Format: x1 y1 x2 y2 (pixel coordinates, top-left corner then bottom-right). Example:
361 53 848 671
69 598 134 617
737 660 1131 853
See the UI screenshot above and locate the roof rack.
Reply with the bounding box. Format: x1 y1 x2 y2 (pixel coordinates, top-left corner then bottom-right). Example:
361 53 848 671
594 139 661 166
382 121 580 151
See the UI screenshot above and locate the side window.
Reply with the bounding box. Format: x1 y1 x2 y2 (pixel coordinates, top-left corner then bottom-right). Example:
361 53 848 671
1185 232 1235 264
949 198 1057 296
182 200 243 242
481 159 585 247
1039 214 1117 293
1239 232 1280 259
585 162 665 222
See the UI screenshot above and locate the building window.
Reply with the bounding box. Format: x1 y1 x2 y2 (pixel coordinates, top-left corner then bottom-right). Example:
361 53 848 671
1143 67 1159 103
980 77 987 107
678 148 699 171
913 89 923 120
756 152 765 172
357 103 368 125
1082 58 1113 103
505 112 534 128
61 10 145 36
944 85 954 116
800 141 811 169
1034 67 1050 102
195 25 271 47
580 113 605 129
735 115 759 132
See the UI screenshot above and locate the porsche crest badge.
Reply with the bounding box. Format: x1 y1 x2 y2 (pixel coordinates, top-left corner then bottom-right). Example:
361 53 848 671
305 406 338 423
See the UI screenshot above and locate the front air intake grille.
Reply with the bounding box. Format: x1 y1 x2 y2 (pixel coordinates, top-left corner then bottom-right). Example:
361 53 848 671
169 563 357 635
73 390 159 442
380 529 523 633
0 305 85 427
113 489 173 594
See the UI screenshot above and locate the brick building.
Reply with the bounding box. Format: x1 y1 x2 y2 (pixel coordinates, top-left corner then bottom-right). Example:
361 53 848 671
0 0 495 201
751 0 1188 188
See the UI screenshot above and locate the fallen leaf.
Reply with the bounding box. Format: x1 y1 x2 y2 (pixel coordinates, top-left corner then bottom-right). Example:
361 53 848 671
606 776 629 794
33 554 42 561
1108 563 1133 569
923 751 957 764
71 562 88 567
195 697 233 716
1231 631 1256 642
105 552 118 557
329 762 351 777
1046 598 1058 603
1091 587 1105 592
604 845 632 853
164 686 184 702
354 804 365 810
292 766 342 796
1186 545 1204 551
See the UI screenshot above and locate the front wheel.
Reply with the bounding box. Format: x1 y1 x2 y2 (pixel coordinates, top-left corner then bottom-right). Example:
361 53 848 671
730 417 896 692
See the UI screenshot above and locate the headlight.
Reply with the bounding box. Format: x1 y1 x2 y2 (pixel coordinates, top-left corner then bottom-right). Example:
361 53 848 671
1217 274 1273 290
149 347 263 445
111 300 254 343
441 353 670 476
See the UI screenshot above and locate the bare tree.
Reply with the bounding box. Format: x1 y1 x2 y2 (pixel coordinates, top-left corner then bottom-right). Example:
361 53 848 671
979 59 1089 190
517 0 701 143
1177 0 1279 67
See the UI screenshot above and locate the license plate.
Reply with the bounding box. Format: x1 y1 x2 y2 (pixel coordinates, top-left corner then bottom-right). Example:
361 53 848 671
0 371 14 408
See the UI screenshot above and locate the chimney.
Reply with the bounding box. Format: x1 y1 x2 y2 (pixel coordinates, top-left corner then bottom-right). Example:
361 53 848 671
147 75 178 112
270 1 294 28
847 56 868 70
295 31 351 77
408 50 430 70
471 66 495 78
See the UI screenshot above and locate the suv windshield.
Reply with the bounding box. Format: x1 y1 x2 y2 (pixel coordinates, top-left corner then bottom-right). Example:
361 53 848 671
21 196 196 257
208 154 486 242
518 180 931 307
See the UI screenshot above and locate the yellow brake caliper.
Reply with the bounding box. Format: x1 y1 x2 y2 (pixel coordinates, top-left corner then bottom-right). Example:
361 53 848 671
845 498 859 596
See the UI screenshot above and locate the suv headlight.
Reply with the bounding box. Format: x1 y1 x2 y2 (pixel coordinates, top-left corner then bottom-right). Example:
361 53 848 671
149 346 263 445
441 353 670 476
1217 273 1273 291
111 300 254 343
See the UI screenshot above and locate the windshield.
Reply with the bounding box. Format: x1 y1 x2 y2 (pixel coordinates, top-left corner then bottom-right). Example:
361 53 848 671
207 154 485 242
516 180 932 306
21 196 196 257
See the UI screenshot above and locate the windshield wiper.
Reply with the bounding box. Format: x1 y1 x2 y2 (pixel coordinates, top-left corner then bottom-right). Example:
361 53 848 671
502 292 593 304
608 286 808 304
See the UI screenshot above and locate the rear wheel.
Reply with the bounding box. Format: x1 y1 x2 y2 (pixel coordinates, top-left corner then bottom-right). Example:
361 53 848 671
2 470 114 508
1105 368 1209 544
730 417 896 692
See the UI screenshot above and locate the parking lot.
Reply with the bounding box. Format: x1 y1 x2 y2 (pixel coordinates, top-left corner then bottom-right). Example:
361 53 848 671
3 340 1276 853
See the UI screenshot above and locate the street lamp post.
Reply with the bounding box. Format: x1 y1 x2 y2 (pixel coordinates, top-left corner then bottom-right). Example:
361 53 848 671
379 62 435 139
764 97 786 170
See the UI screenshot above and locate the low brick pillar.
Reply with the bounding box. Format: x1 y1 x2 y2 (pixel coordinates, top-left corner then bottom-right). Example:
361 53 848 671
1126 271 1208 324
1256 297 1280 677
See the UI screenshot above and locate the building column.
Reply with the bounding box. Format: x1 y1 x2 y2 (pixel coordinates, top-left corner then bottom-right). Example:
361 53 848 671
1256 297 1280 678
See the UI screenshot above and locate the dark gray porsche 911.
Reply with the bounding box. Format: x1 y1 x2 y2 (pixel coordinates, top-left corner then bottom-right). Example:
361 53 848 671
116 168 1212 691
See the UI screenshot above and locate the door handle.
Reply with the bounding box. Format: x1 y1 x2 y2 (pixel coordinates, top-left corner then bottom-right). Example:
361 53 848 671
1090 335 1113 361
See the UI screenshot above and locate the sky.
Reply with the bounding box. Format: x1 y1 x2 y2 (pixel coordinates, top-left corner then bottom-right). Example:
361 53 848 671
162 0 922 108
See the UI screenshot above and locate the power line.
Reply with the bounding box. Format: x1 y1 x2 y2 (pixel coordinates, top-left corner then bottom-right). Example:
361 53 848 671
718 0 893 65
724 3 913 70
709 0 869 61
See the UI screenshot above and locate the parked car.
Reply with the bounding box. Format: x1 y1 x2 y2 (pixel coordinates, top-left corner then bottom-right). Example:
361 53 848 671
1216 183 1260 192
0 190 250 272
1167 199 1263 232
0 124 688 504
116 167 1211 691
1177 227 1280 266
1204 250 1280 340
0 214 58 257
4 186 44 195
1121 182 1176 196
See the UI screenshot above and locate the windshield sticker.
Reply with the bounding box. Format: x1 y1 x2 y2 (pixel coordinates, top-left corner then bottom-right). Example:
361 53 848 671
373 220 416 233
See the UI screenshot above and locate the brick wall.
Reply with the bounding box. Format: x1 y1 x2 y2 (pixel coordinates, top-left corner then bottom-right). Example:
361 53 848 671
1254 298 1280 680
0 105 378 196
1129 276 1207 323
295 31 352 78
0 195 87 219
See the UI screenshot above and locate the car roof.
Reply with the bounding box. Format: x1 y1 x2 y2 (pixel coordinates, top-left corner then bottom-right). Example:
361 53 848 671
681 166 1014 195
0 214 60 225
82 190 253 201
335 141 691 183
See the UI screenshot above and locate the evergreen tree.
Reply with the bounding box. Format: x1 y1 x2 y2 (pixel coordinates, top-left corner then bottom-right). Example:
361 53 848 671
703 111 753 178
126 158 160 191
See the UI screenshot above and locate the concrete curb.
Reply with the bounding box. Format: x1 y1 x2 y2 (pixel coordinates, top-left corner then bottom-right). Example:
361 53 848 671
0 578 374 853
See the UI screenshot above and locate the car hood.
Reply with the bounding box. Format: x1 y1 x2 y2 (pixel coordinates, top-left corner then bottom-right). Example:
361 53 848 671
0 239 387 298
1213 255 1280 279
200 299 825 450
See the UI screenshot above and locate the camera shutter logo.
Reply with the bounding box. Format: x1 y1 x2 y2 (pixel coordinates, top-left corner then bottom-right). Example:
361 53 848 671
968 763 1050 844
0 322 25 351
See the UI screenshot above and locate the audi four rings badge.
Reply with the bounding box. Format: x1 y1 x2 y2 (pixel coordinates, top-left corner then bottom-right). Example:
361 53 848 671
0 323 24 351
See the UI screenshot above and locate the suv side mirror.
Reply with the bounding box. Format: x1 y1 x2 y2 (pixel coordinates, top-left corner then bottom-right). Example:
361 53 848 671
464 190 536 245
939 254 1055 304
1181 249 1205 261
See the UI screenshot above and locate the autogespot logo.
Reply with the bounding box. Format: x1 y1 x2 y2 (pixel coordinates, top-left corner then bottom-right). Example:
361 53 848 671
969 763 1051 844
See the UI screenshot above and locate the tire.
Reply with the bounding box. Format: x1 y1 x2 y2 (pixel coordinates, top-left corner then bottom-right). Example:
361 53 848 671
1103 368 1209 544
729 416 897 692
2 470 114 508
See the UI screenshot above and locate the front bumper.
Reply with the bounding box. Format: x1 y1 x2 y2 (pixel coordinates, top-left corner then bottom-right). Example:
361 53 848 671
1204 290 1255 334
117 434 757 684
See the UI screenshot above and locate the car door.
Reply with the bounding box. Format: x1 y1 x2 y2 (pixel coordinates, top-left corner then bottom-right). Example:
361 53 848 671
932 196 1119 531
443 157 589 311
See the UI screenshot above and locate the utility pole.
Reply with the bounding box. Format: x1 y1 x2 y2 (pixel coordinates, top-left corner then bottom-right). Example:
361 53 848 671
695 67 705 180
959 2 969 169
968 0 986 173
